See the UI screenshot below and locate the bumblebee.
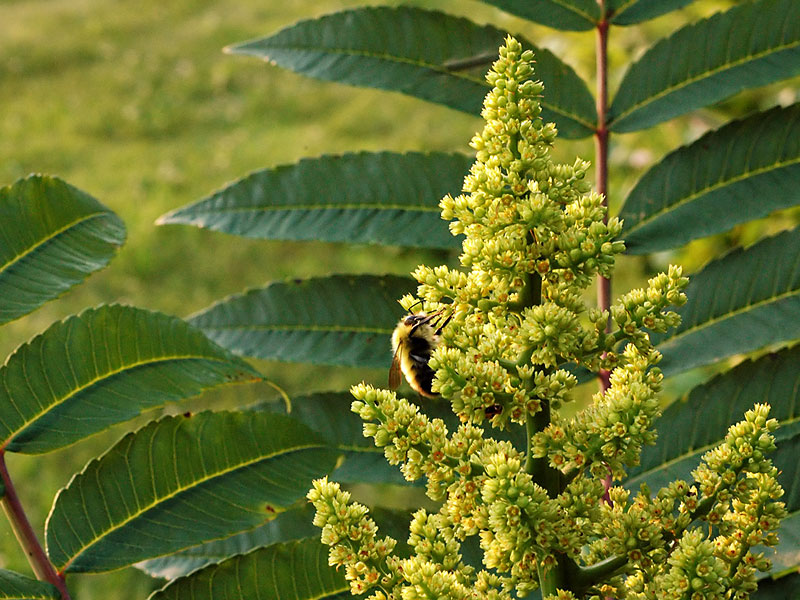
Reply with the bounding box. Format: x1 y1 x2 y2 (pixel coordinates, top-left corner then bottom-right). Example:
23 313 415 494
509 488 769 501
389 311 450 397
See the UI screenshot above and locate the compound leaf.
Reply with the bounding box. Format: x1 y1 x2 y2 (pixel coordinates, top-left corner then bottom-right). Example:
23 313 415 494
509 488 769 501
228 6 596 138
0 569 59 600
619 104 800 253
0 305 260 454
188 274 416 367
157 152 470 249
0 175 125 325
609 0 800 132
654 228 800 376
608 0 698 26
45 411 338 573
148 538 347 600
477 0 599 31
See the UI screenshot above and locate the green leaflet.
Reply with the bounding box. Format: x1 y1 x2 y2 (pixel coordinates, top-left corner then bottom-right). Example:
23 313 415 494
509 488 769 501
609 0 800 132
228 6 596 138
627 345 800 484
770 510 800 576
187 274 417 367
0 305 260 454
137 505 320 580
624 423 800 517
607 0 698 26
654 228 800 376
0 569 59 600
0 175 125 325
619 104 800 253
45 411 338 573
753 573 800 600
157 152 471 249
477 0 599 31
148 539 348 600
139 504 414 581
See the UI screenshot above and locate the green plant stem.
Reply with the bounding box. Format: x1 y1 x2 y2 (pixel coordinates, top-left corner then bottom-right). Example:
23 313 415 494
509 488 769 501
0 452 72 600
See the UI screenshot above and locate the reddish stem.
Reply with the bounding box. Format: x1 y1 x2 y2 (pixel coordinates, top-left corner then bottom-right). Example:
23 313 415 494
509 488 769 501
595 14 612 395
0 452 71 600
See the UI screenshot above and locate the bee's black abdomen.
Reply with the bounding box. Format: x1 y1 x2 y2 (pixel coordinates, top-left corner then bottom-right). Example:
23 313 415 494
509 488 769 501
407 335 436 395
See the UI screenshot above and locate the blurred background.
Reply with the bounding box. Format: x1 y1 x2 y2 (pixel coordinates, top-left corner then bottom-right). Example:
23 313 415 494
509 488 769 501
1 0 796 597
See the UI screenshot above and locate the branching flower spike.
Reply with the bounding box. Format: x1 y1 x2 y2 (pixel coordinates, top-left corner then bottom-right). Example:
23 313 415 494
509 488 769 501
309 36 783 600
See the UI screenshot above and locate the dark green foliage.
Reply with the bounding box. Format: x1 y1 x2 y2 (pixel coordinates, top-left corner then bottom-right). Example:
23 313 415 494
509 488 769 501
1 0 798 598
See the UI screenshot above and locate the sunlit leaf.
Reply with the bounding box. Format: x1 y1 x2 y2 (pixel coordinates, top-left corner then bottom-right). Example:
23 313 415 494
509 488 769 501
188 274 416 367
619 104 800 253
228 6 596 138
148 539 348 600
45 411 338 572
609 0 800 132
0 305 260 454
157 152 470 249
138 504 414 581
654 228 800 376
0 175 125 325
137 505 319 580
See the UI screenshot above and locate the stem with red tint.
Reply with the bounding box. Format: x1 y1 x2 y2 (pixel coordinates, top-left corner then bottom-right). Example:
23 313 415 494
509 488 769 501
0 451 72 599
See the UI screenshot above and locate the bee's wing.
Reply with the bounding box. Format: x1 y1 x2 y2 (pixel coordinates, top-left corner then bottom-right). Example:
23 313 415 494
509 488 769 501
389 346 403 390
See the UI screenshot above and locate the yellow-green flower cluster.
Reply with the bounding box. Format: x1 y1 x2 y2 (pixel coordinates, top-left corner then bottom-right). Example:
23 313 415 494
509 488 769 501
408 36 686 428
531 344 663 480
307 477 401 598
308 36 783 600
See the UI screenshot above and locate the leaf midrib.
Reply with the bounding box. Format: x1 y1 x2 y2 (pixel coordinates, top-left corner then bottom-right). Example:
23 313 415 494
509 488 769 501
0 210 113 274
255 42 596 130
58 438 328 572
623 155 800 237
186 202 444 215
198 323 392 334
630 415 800 485
0 354 244 450
660 284 800 348
611 36 800 125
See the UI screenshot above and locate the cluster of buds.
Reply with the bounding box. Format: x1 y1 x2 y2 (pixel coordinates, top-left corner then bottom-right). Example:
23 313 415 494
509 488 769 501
309 36 783 599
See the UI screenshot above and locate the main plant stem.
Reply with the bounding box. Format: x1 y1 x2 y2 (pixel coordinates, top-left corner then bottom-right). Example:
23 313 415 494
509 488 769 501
595 7 611 394
0 452 71 600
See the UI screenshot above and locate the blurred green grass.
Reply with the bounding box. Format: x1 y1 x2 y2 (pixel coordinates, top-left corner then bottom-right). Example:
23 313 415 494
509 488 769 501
1 0 793 597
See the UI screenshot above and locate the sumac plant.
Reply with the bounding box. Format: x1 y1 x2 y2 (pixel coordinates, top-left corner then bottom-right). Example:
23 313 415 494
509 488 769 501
2 1 799 599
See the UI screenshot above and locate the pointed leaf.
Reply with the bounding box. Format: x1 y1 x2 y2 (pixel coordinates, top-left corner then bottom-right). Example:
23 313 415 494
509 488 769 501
769 510 800 576
477 0 599 31
654 228 800 376
188 274 416 367
139 504 413 580
619 104 800 253
625 421 800 509
627 345 800 487
157 152 470 249
753 573 800 600
228 6 596 138
609 0 800 132
0 175 125 325
45 411 338 573
0 569 59 600
265 391 528 485
0 305 260 454
137 504 319 580
608 0 698 26
148 539 347 600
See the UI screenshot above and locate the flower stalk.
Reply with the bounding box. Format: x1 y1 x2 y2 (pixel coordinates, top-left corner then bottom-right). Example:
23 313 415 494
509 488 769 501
309 37 784 600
